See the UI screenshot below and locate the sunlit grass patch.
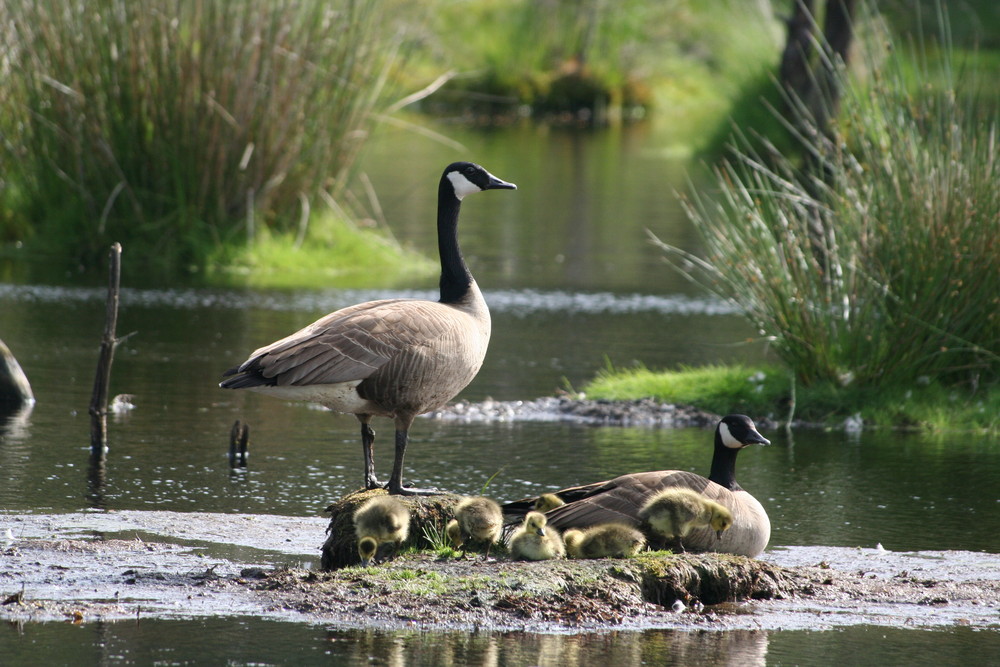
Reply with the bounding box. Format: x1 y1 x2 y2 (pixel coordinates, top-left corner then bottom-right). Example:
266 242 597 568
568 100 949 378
205 212 435 289
584 363 999 432
585 362 789 418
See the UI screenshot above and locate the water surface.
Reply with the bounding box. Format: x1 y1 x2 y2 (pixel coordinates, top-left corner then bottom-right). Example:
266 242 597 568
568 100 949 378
2 122 997 663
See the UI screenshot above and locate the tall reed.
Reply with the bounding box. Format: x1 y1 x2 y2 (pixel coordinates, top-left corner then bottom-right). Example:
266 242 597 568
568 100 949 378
655 17 999 389
0 0 400 268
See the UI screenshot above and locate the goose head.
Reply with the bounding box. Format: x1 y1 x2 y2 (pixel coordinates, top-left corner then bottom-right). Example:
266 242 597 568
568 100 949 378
444 162 517 200
709 415 770 491
718 414 771 449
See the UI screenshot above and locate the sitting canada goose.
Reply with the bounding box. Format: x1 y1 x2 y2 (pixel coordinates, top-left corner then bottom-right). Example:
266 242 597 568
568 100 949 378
563 523 646 559
509 512 565 561
533 493 566 513
502 415 771 557
220 163 516 495
446 496 503 553
639 487 733 552
353 495 410 565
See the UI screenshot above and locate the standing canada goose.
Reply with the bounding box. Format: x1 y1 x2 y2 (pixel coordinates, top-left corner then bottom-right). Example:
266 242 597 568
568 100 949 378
563 523 646 559
502 415 771 556
446 496 503 552
638 487 733 552
509 511 565 561
220 162 516 495
353 495 410 565
533 493 565 513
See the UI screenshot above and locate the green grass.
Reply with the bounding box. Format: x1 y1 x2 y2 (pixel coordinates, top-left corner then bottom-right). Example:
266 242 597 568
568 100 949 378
385 568 449 595
584 363 999 432
420 520 463 560
584 362 791 418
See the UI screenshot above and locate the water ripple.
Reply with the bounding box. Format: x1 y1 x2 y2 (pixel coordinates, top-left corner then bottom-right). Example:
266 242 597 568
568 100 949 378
0 283 736 316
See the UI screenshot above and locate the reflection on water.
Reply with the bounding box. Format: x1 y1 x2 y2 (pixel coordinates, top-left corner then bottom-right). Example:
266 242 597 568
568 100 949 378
0 401 33 443
360 121 706 296
326 628 770 667
4 618 998 666
0 619 771 666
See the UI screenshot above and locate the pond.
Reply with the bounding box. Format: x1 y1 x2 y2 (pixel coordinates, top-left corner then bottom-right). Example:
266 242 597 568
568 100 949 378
1 120 998 663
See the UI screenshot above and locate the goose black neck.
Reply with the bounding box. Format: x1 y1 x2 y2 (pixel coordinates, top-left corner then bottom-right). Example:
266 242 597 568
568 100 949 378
437 179 474 304
708 433 743 491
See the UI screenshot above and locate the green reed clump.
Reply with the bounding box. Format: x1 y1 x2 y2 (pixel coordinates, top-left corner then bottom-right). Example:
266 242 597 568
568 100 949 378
0 0 399 269
655 28 999 390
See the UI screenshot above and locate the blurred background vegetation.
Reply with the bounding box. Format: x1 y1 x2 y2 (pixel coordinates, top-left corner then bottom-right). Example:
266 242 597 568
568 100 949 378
0 0 996 421
2 0 992 277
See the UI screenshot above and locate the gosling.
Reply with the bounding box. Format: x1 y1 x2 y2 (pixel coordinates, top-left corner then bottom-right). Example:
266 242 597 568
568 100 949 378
563 523 646 559
533 493 566 513
446 496 503 554
509 511 565 561
638 487 733 553
353 495 411 566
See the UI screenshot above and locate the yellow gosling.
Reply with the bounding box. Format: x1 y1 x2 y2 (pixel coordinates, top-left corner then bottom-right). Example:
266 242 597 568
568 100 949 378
509 511 565 561
447 496 503 553
533 493 566 513
353 495 411 565
639 487 733 553
562 523 646 559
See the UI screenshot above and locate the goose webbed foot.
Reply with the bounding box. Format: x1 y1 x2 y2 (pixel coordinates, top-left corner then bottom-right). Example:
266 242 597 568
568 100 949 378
386 482 440 496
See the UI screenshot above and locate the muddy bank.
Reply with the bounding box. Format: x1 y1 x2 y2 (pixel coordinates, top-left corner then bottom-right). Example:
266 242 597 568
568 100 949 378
2 511 998 632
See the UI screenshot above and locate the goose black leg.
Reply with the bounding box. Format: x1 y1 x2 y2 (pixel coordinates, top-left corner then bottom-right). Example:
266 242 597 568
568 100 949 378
386 417 438 496
359 415 380 490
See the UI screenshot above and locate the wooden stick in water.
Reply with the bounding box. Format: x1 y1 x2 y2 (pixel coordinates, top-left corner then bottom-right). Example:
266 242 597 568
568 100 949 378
89 243 122 455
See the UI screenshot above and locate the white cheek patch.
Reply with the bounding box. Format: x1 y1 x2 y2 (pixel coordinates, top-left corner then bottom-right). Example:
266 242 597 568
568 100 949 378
719 422 743 448
447 171 481 200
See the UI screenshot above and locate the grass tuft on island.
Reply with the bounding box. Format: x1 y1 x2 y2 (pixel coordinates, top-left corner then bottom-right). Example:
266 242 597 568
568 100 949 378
203 213 435 290
584 362 999 433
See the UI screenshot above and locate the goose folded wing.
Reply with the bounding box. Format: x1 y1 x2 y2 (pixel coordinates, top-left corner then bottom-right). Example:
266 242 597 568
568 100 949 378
226 299 438 386
541 471 714 530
